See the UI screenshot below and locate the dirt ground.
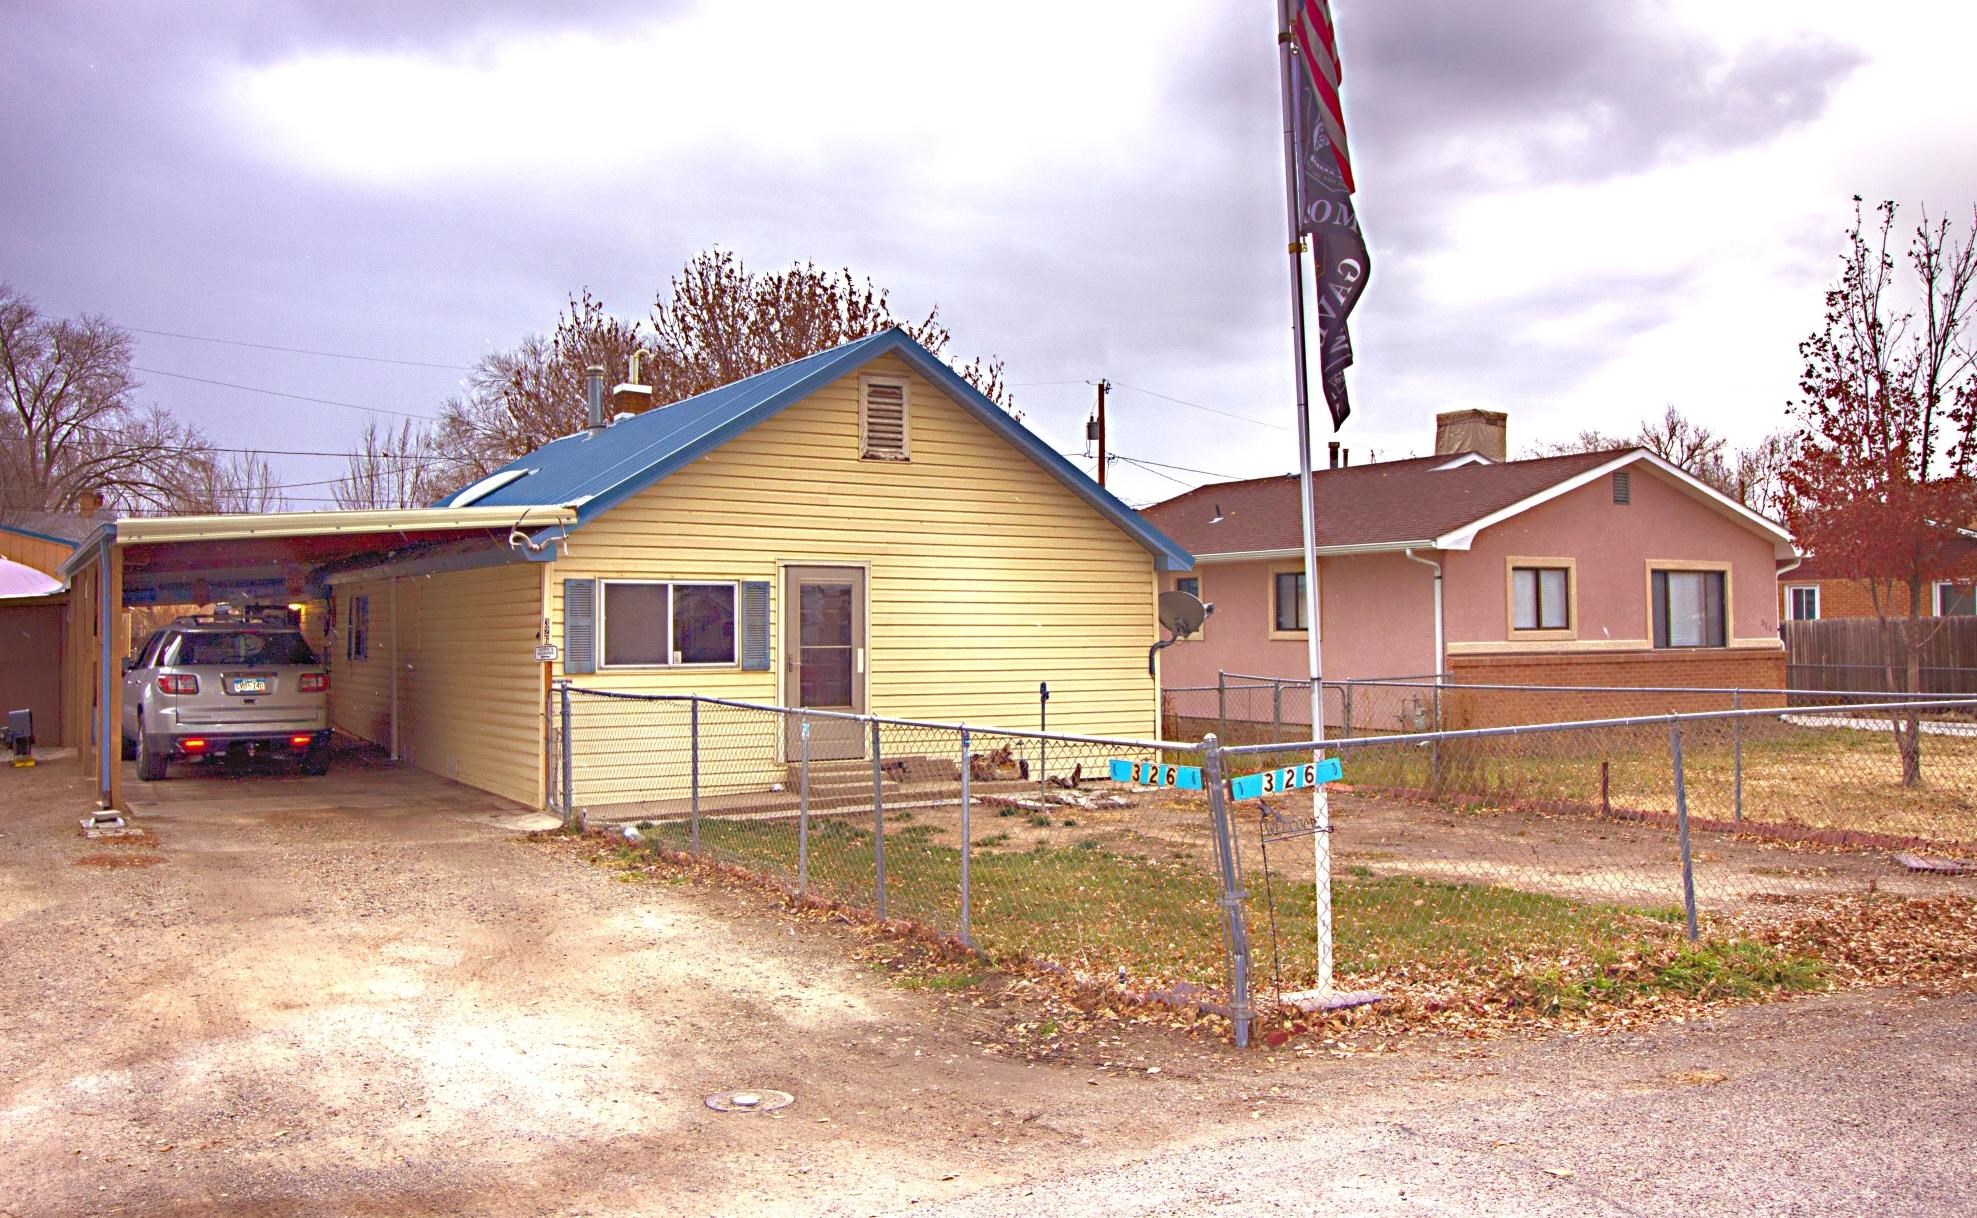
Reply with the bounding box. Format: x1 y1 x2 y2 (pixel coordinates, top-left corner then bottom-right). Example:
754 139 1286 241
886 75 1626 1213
3 749 1973 1217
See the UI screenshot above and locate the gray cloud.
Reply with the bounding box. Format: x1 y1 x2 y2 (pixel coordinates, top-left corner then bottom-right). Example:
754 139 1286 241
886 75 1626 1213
0 0 1877 507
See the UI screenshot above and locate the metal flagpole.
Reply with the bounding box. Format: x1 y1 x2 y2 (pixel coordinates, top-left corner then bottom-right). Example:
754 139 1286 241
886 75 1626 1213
1276 0 1333 997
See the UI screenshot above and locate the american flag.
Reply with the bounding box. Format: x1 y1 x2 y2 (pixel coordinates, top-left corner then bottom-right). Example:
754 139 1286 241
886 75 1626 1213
1289 0 1368 428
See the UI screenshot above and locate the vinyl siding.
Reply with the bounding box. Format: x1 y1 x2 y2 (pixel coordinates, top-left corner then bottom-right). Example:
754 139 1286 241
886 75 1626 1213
330 564 543 807
0 532 76 579
548 352 1160 805
329 580 395 748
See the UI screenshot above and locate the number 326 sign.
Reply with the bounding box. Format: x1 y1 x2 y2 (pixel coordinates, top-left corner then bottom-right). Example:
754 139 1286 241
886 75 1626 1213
1229 758 1343 801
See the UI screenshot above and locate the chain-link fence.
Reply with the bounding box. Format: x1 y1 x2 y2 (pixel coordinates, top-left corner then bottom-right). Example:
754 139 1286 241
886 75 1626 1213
1165 672 1976 742
555 684 1977 1046
1218 696 1977 1026
553 686 1247 1017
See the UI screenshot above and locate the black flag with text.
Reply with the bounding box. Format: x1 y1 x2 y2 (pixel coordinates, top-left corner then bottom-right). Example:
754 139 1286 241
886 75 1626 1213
1292 0 1368 428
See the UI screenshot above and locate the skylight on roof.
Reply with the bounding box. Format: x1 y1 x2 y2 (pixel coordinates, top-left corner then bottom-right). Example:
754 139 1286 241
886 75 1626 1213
448 468 533 507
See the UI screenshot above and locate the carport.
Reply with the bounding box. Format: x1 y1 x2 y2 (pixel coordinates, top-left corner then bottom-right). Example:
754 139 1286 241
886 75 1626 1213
60 506 577 811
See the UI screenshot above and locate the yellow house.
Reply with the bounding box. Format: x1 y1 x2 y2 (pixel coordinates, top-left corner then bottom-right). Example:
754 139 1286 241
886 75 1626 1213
318 327 1192 809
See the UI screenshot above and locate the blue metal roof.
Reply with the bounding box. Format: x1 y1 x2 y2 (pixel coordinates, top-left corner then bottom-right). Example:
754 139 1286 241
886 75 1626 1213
451 327 1193 571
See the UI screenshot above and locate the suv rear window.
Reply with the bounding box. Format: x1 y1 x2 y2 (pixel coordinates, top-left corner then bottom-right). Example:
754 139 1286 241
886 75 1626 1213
161 631 319 667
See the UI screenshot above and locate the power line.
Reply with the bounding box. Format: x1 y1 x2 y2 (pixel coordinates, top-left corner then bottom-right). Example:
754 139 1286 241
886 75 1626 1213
131 366 437 420
128 326 473 371
1109 381 1292 433
1110 454 1199 490
1113 453 1238 480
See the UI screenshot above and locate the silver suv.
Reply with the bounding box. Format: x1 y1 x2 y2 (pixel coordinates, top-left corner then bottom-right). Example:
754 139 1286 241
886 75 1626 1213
120 610 332 781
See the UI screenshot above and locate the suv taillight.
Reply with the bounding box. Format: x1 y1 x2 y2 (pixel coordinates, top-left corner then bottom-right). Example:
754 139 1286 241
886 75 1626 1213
158 674 199 695
299 673 329 693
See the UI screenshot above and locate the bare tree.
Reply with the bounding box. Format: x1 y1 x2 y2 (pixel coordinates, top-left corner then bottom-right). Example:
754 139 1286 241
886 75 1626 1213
165 450 288 515
1527 405 1792 517
0 283 214 518
333 419 438 509
431 252 1012 489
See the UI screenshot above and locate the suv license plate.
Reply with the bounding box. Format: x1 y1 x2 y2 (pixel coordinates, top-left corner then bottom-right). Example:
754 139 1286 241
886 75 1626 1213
226 676 270 695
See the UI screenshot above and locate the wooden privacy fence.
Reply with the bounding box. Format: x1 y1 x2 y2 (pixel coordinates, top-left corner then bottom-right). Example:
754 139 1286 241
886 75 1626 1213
1782 616 1977 694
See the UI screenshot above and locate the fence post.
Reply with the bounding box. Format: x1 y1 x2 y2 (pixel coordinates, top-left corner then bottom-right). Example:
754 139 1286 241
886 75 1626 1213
1272 681 1283 745
959 727 973 947
1342 681 1353 739
1732 687 1744 825
1429 684 1443 792
1670 724 1700 943
689 697 702 854
871 717 887 922
797 715 811 898
558 682 575 829
1200 734 1253 1048
1216 671 1228 745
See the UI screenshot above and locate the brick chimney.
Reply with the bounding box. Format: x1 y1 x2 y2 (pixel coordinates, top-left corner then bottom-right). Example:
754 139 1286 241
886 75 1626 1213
77 490 104 519
1435 410 1508 462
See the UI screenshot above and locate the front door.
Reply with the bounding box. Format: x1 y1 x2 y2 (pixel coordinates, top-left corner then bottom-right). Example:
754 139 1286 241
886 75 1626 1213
783 566 866 760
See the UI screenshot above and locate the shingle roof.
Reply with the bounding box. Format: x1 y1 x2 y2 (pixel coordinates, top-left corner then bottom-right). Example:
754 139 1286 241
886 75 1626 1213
446 327 1193 571
0 510 104 546
1141 450 1630 556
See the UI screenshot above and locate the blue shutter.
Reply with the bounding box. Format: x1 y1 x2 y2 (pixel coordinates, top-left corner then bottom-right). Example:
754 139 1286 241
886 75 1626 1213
564 579 597 674
740 580 771 671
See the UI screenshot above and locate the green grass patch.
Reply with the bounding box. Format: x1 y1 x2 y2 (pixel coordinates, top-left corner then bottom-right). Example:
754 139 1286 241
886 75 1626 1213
894 971 982 992
632 818 1821 1010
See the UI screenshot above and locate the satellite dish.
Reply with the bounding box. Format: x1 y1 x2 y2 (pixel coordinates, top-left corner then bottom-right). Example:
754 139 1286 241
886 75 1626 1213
1149 590 1214 676
1159 590 1208 638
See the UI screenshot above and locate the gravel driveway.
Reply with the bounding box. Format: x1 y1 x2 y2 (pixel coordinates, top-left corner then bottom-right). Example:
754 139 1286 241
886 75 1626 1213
3 750 1971 1216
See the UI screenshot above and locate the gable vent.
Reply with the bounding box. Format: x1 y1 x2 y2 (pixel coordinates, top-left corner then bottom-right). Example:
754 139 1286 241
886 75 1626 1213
861 378 909 461
1612 470 1631 504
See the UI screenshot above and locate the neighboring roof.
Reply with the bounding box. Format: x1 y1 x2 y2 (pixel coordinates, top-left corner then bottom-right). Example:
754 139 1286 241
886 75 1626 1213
0 557 63 598
1787 528 1977 582
439 327 1193 572
0 510 104 547
1144 448 1795 559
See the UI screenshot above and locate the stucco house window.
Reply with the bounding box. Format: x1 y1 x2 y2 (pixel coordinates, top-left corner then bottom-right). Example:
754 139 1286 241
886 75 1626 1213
1785 585 1820 621
1176 576 1200 600
1511 566 1570 630
1651 569 1726 648
1273 570 1307 632
602 580 738 667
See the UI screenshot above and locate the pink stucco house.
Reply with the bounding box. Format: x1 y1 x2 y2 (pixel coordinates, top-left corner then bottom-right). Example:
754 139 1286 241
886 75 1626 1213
1143 413 1796 725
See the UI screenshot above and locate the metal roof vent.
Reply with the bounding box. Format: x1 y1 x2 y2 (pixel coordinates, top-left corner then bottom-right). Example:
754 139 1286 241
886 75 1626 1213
585 365 606 431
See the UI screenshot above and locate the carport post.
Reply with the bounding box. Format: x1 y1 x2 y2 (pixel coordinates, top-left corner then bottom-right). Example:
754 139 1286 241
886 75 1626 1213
99 542 123 811
689 698 701 854
871 717 887 921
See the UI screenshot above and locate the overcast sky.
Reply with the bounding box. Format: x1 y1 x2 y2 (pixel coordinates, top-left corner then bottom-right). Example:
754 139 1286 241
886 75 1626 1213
4 0 1974 509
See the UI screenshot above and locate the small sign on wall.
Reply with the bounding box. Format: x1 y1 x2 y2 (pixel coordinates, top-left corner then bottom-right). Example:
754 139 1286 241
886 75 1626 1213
534 644 560 663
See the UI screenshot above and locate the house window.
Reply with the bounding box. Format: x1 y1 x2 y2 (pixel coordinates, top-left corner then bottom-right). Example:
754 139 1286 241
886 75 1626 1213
1274 570 1307 632
1511 566 1571 631
602 581 738 667
347 595 369 660
1176 576 1200 600
1935 581 1975 617
1785 585 1820 621
860 377 909 461
1651 569 1726 648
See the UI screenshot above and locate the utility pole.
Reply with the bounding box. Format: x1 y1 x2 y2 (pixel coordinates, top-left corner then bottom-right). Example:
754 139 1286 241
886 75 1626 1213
1094 378 1110 487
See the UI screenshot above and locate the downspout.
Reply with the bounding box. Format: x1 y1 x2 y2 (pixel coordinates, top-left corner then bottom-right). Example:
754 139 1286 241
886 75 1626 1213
389 578 401 762
1403 548 1444 682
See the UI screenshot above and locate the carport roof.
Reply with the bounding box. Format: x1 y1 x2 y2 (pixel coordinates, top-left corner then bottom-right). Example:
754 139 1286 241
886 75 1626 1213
59 505 578 604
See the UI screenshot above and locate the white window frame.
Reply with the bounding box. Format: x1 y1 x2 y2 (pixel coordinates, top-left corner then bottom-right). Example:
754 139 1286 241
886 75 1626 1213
598 579 741 669
859 375 911 461
1934 580 1975 617
1784 584 1820 622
